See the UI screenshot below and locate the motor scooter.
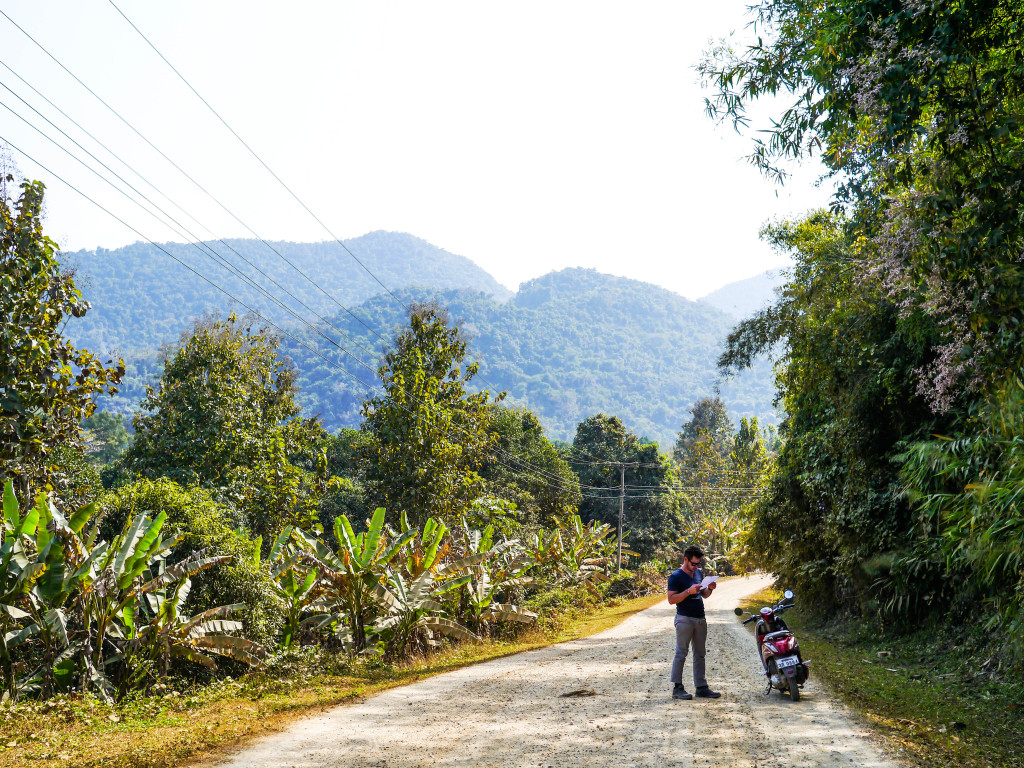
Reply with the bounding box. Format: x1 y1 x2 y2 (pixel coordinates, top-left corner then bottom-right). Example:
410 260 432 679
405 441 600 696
734 590 810 701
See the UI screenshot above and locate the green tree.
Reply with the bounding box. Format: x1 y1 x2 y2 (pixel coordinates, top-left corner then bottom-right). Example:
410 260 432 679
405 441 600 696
571 413 682 560
0 178 123 500
730 417 770 480
700 0 1024 410
124 314 323 541
720 212 941 609
673 397 733 465
361 303 501 526
81 411 131 465
673 417 774 573
478 405 581 526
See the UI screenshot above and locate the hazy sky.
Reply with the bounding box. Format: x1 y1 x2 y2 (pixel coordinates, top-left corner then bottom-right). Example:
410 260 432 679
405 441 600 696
1 1 830 299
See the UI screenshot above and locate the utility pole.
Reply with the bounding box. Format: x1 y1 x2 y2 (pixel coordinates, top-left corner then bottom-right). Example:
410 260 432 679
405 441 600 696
617 462 639 572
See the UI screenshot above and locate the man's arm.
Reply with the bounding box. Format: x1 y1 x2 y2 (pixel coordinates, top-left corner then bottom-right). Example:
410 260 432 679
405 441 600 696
667 583 703 605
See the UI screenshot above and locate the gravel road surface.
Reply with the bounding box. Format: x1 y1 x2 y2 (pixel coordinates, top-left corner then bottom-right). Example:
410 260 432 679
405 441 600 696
215 575 898 768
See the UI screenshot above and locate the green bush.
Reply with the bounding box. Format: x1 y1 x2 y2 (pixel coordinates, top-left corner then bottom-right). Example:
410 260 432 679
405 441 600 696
99 478 281 645
50 444 103 511
523 584 602 635
605 565 665 598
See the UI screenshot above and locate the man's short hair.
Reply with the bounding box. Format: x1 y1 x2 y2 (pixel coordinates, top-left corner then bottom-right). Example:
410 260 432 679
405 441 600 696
683 545 704 561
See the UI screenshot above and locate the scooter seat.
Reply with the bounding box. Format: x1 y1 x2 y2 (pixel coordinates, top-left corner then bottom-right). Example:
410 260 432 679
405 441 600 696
763 630 791 641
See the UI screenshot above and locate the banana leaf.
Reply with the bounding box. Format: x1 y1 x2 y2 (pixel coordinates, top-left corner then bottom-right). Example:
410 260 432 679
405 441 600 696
423 617 479 642
171 645 217 670
488 604 537 623
140 553 231 593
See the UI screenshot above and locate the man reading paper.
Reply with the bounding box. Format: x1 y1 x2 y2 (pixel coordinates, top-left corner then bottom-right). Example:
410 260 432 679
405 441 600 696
666 545 721 699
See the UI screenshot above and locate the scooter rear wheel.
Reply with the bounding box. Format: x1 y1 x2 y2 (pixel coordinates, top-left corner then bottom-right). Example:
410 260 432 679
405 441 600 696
787 675 801 701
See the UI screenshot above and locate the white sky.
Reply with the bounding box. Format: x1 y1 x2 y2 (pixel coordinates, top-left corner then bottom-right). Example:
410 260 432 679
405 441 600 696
0 0 830 299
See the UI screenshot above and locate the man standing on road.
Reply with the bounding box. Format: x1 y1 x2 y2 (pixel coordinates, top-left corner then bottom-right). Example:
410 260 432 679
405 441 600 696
667 545 721 700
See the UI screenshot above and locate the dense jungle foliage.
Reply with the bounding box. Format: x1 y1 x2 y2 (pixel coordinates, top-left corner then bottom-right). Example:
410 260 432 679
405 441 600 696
706 0 1024 650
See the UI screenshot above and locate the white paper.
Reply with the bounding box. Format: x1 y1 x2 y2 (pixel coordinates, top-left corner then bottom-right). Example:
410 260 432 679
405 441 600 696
699 575 719 589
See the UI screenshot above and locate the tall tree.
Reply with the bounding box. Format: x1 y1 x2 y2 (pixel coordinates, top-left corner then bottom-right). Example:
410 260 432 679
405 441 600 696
478 405 581 526
700 0 1024 411
361 303 500 526
124 314 323 540
571 413 682 560
720 212 941 608
0 177 122 500
673 396 733 465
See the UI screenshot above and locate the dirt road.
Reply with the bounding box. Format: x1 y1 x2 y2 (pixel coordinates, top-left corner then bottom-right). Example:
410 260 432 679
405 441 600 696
215 575 898 767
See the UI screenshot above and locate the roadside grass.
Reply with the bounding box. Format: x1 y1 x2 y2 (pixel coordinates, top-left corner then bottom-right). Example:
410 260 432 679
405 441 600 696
0 592 664 768
739 587 1024 768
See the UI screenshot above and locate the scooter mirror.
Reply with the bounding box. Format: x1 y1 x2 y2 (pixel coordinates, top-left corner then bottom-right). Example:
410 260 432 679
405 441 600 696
734 607 743 616
784 590 794 600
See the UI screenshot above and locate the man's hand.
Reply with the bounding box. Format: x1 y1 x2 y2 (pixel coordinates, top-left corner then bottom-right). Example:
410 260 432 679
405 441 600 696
707 580 718 591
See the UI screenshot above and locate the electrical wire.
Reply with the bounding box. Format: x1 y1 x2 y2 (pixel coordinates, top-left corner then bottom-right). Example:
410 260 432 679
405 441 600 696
1 11 769 505
104 0 407 313
0 8 386 344
3 135 619 504
0 63 378 366
0 93 382 383
100 0 518 403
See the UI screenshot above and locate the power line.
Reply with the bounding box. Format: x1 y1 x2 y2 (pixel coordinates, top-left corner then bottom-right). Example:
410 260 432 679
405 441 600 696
101 1 516 404
0 93 383 387
105 0 410 315
0 8 386 345
0 61 378 368
0 137 594 504
0 78 576 496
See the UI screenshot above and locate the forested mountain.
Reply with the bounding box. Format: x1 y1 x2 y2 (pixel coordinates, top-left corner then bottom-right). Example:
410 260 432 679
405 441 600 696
68 239 777 446
278 269 775 446
64 231 512 355
699 269 785 319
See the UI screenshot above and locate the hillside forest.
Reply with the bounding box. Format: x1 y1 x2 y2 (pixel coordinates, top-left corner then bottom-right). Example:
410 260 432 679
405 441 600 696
61 237 777 448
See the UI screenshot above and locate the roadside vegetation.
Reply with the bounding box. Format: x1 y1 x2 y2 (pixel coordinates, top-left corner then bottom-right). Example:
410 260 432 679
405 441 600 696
739 587 1024 768
0 588 663 768
703 0 1024 685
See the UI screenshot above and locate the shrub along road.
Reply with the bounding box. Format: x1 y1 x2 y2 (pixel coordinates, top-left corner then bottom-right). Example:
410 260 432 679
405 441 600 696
212 576 897 768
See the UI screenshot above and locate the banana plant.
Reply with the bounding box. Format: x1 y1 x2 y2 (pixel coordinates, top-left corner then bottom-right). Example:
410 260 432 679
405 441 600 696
297 507 416 652
266 527 319 650
397 511 449 579
555 516 621 589
1 481 46 700
124 571 263 684
13 486 110 699
446 522 536 634
377 565 475 655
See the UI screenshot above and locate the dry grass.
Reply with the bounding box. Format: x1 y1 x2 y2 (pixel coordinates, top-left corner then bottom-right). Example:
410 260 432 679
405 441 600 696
0 593 664 768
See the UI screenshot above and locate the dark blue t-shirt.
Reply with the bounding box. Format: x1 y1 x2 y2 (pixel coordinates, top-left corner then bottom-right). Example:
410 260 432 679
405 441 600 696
668 567 705 618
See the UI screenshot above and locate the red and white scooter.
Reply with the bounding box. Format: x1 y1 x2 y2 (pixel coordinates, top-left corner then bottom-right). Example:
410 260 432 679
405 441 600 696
735 590 810 701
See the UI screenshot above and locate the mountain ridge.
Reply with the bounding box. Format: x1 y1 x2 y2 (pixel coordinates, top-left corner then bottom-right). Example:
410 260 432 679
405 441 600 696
63 234 778 447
